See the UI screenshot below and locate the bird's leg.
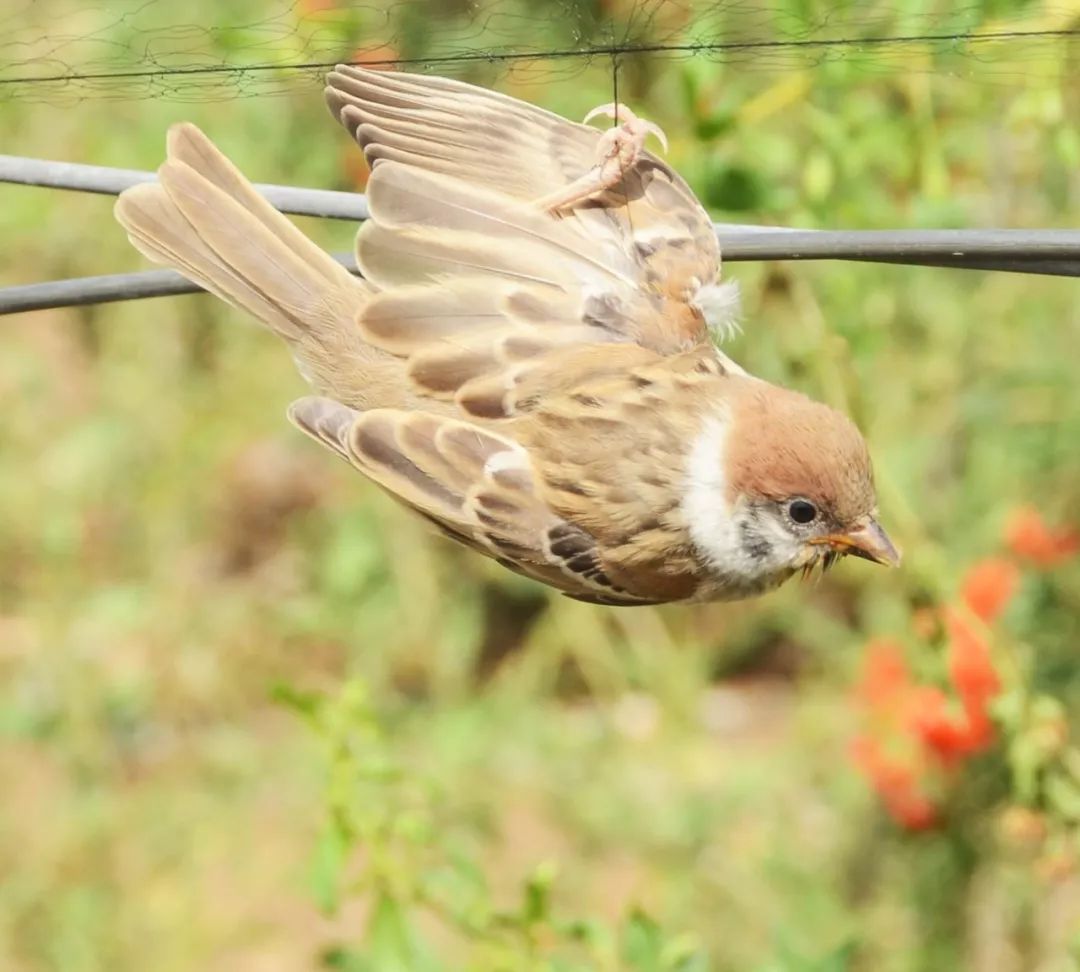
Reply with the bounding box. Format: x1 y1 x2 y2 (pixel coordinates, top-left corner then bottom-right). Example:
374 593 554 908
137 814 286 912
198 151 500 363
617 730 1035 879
534 103 669 214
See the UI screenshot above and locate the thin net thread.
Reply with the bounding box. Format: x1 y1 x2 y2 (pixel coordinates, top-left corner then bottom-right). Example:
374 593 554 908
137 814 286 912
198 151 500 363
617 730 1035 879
1 0 1079 104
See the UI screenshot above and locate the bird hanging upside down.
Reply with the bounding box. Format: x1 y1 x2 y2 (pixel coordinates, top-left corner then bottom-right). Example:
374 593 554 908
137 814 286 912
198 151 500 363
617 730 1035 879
114 65 899 606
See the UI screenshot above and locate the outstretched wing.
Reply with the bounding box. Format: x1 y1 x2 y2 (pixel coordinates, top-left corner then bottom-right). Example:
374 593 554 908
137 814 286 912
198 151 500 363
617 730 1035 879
326 65 717 266
354 158 687 416
325 66 730 360
287 396 655 605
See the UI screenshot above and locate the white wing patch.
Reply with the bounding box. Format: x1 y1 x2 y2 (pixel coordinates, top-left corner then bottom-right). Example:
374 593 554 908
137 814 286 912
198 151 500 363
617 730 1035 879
483 446 531 477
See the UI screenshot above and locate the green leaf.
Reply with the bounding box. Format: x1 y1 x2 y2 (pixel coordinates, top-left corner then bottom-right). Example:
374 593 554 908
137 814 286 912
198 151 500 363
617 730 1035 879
271 681 324 725
693 112 736 142
621 908 664 970
522 860 559 924
702 162 769 212
661 933 709 971
310 821 350 914
1046 773 1080 823
321 944 370 971
366 891 438 972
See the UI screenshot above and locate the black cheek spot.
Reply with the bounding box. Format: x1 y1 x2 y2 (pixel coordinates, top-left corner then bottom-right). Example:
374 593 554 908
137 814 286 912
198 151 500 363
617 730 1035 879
739 518 773 562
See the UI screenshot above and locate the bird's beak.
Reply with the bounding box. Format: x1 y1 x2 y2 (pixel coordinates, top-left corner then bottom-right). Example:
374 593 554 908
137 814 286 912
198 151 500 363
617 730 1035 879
811 517 901 567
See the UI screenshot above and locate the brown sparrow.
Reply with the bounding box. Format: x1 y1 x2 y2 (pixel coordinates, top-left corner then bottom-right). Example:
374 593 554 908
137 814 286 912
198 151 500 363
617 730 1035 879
114 65 899 606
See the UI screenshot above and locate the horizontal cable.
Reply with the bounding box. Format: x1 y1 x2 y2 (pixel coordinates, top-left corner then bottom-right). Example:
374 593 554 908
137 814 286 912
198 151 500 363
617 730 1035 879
1 155 1079 315
0 154 369 220
4 234 1077 316
0 255 354 314
714 229 1080 276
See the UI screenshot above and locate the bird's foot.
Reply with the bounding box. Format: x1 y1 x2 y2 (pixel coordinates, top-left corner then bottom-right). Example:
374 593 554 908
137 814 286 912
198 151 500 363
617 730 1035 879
534 103 668 214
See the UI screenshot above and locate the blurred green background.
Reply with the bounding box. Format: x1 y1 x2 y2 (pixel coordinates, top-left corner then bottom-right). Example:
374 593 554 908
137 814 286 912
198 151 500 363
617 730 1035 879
3 0 1080 969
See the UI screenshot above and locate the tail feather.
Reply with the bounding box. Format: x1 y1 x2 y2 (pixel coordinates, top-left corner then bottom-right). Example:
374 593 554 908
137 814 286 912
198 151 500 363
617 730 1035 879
118 179 309 337
156 158 342 334
165 123 351 290
115 123 376 399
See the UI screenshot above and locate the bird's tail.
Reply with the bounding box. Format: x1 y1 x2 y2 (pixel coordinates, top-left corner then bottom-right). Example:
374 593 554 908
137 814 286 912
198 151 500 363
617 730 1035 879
115 123 377 401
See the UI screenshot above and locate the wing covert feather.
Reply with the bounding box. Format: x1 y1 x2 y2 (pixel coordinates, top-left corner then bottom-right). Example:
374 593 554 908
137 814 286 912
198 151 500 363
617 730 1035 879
287 396 652 603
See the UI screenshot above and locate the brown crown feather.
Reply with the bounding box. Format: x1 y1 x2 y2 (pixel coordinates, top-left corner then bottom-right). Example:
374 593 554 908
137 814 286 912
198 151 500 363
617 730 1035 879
722 378 875 525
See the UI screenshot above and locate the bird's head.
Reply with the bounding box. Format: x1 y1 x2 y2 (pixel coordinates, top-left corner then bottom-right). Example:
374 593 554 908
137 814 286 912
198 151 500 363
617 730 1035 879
683 377 899 596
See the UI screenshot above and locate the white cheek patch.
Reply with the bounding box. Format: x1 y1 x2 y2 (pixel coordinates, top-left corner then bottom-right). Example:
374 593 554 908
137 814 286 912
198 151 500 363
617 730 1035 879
682 410 802 586
693 279 742 343
682 412 738 572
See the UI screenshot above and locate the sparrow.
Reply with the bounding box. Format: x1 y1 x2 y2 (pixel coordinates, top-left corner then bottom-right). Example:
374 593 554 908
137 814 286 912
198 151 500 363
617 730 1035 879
114 65 899 606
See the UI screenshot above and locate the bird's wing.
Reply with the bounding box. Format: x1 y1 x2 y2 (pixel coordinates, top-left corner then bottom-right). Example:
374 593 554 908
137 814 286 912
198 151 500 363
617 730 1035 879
346 157 744 418
288 396 655 605
326 65 728 354
325 65 715 246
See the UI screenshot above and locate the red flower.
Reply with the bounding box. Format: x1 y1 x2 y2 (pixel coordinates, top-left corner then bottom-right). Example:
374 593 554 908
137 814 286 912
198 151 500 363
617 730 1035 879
945 608 1002 713
851 610 1002 829
960 557 1020 624
1005 507 1080 567
851 735 939 830
887 789 939 830
854 638 910 708
851 642 941 829
906 685 969 764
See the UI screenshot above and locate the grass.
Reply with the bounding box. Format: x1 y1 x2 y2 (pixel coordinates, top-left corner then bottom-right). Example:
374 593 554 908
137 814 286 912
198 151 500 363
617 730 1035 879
2 0 1080 968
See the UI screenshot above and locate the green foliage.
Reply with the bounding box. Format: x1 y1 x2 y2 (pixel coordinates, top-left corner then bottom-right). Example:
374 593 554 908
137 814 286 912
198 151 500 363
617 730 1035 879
275 678 714 970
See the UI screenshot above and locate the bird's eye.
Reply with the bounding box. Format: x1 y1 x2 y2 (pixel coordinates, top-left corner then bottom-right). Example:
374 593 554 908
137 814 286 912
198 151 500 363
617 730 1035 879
788 499 818 524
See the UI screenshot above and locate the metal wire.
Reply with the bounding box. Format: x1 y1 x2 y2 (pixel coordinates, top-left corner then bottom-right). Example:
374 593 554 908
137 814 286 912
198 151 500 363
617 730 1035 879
0 154 370 221
714 229 1080 277
1 154 1078 316
0 257 357 314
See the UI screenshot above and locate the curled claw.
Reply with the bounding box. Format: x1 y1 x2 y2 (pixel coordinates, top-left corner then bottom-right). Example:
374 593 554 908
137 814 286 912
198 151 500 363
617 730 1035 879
533 101 669 213
582 103 669 153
